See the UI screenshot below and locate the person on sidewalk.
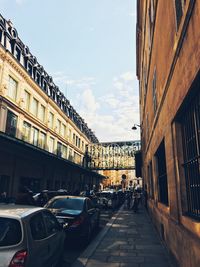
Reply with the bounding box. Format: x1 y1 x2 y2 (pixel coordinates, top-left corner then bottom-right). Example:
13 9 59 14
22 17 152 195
124 190 131 209
132 188 141 212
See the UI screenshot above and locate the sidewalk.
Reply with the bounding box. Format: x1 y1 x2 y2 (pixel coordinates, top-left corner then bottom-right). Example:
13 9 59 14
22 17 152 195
72 205 176 267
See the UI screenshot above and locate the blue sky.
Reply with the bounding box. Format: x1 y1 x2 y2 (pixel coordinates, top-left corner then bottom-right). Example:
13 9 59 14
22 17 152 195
1 0 140 142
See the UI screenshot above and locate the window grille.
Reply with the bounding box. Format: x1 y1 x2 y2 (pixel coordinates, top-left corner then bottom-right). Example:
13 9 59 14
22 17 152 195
155 141 168 205
148 161 154 199
175 0 183 29
181 91 200 219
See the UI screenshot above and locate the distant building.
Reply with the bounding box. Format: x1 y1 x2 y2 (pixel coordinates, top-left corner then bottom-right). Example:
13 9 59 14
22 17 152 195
0 14 103 197
136 1 200 266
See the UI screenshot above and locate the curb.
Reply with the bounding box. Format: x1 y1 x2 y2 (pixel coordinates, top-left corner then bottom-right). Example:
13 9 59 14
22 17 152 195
71 205 124 267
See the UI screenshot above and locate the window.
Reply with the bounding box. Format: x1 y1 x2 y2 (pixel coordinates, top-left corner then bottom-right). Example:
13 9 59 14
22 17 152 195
155 141 168 205
49 112 54 129
146 113 149 142
174 0 183 29
78 138 81 148
61 123 66 137
35 72 40 85
14 46 21 61
27 63 33 76
5 110 17 137
22 121 31 142
62 145 68 159
148 161 154 199
32 98 38 117
74 152 81 164
0 218 22 246
49 137 54 153
40 132 46 149
43 211 60 236
68 128 72 141
57 119 61 134
24 90 30 111
82 141 84 151
73 133 75 144
57 142 62 157
180 90 200 219
39 105 45 122
76 136 78 147
148 0 155 46
152 68 157 114
32 127 39 146
68 148 73 161
30 213 46 240
8 76 18 101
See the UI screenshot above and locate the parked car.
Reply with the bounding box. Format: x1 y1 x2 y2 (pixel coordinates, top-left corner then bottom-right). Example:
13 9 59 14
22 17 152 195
0 204 65 267
45 196 100 244
96 192 109 209
97 190 118 209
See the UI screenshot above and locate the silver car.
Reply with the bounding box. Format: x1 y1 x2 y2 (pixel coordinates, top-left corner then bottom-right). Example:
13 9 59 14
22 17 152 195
0 204 65 267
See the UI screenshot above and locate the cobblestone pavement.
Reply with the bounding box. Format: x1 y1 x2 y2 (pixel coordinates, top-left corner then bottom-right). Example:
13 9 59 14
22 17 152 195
72 206 176 267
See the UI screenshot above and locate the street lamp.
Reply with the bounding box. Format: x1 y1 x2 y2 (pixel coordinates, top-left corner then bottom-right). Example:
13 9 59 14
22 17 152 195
132 124 141 130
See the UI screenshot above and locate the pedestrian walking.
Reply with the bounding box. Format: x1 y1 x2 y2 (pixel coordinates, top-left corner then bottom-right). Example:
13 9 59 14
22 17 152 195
132 189 140 212
124 190 131 209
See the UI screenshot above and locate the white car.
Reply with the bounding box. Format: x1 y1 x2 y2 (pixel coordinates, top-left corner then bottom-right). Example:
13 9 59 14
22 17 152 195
0 204 65 267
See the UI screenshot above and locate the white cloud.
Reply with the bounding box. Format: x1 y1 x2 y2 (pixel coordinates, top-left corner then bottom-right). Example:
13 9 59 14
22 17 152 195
54 70 140 142
80 88 100 113
120 71 135 81
73 71 140 142
53 72 96 88
15 0 25 5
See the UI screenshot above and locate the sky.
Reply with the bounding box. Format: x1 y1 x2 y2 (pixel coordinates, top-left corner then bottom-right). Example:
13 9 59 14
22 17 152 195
0 0 140 142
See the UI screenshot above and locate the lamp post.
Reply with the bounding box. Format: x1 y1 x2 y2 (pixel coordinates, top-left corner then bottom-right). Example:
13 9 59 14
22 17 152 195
132 124 141 130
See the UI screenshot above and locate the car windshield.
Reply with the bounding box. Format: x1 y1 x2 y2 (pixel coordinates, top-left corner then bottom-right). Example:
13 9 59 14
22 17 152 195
47 198 84 210
0 217 22 247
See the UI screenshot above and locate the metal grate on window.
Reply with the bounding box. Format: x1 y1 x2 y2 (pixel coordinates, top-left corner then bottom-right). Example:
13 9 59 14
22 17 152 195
175 0 183 29
181 90 200 220
156 141 169 205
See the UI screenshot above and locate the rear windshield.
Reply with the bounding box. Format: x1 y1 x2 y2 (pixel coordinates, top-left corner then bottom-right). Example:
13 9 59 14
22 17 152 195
0 217 22 247
47 198 84 210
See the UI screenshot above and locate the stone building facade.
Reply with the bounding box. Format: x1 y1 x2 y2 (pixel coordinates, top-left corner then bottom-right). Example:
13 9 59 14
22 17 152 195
0 14 103 197
136 1 200 266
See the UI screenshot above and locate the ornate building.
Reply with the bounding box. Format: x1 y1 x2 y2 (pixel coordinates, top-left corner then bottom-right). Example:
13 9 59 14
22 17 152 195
0 14 103 197
137 1 200 266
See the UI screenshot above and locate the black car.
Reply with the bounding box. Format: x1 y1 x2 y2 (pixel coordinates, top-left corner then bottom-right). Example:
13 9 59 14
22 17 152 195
45 196 100 244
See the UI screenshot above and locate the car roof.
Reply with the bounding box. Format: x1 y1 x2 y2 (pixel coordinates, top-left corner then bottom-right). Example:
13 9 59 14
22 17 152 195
0 204 44 219
49 195 87 201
